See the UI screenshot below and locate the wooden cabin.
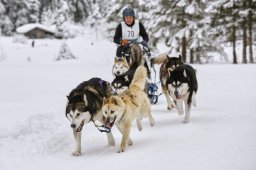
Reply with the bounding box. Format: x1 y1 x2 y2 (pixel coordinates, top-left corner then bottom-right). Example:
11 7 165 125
16 23 55 39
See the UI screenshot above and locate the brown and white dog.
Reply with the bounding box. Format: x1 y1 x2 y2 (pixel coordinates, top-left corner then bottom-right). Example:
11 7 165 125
102 66 155 153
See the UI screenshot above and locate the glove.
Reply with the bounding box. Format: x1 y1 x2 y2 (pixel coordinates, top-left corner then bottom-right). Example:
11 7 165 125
141 41 148 47
121 39 129 46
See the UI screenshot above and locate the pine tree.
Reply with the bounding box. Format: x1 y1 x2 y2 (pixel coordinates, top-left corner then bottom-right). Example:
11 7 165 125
7 0 30 29
26 0 40 23
233 0 256 64
68 0 92 23
56 42 76 60
206 0 240 64
38 0 52 23
0 0 13 35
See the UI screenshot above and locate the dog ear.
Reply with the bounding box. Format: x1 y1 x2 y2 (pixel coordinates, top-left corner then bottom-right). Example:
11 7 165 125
111 97 118 105
83 94 88 106
122 57 128 64
179 54 184 63
66 95 70 101
114 57 119 62
183 70 187 77
103 97 107 104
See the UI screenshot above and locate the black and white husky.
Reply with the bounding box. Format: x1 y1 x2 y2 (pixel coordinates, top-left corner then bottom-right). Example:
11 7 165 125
111 67 136 94
66 78 115 156
166 64 198 123
111 44 145 94
151 54 184 110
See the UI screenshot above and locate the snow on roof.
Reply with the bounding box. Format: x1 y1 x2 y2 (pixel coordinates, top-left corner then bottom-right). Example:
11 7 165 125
16 23 55 34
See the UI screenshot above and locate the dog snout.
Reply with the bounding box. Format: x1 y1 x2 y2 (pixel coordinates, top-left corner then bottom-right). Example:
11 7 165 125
71 124 76 129
174 90 179 97
116 71 120 75
105 117 111 124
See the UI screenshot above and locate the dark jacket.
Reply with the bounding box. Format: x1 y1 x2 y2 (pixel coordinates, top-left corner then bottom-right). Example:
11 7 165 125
113 21 149 45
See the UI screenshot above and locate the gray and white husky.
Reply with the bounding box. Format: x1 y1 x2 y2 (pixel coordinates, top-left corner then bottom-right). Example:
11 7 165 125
112 57 130 77
166 64 198 123
66 78 115 156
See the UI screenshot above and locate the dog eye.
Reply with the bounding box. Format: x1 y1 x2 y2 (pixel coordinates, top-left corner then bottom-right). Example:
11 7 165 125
66 114 72 120
111 110 115 114
76 113 81 117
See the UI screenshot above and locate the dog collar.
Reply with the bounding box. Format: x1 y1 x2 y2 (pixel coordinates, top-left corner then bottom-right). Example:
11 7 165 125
99 79 104 89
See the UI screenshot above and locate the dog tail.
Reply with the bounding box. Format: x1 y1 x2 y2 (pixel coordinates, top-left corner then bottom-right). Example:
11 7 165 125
129 66 147 91
130 44 144 68
151 53 168 65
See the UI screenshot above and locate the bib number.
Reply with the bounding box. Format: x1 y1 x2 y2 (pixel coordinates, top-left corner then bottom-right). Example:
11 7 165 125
128 31 134 37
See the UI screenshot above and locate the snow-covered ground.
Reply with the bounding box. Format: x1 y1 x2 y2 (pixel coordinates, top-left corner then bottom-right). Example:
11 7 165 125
0 36 256 170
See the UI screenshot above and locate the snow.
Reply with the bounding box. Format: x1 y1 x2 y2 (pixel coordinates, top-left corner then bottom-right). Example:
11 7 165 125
0 36 256 170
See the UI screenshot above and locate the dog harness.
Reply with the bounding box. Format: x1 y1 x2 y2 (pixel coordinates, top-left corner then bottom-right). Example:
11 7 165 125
98 79 104 88
90 116 111 133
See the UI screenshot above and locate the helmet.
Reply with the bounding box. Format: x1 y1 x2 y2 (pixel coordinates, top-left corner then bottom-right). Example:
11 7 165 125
122 7 135 17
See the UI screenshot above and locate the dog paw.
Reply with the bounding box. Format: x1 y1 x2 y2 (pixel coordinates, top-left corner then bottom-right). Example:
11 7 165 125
167 105 175 110
183 119 189 123
149 117 155 127
128 139 133 146
136 120 142 131
117 148 125 153
71 151 81 156
167 106 173 110
137 125 142 131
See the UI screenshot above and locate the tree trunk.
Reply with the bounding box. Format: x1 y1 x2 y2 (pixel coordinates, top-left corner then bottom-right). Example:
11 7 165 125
196 47 200 64
190 48 194 64
38 5 44 23
189 29 194 63
232 14 237 64
181 7 186 63
182 36 187 63
248 0 253 63
242 17 247 64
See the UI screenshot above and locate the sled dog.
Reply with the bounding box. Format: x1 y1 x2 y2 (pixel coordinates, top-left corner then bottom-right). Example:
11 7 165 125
66 78 115 156
102 66 155 153
112 57 129 77
124 43 145 69
166 64 198 123
111 67 137 94
151 54 184 110
111 44 146 93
